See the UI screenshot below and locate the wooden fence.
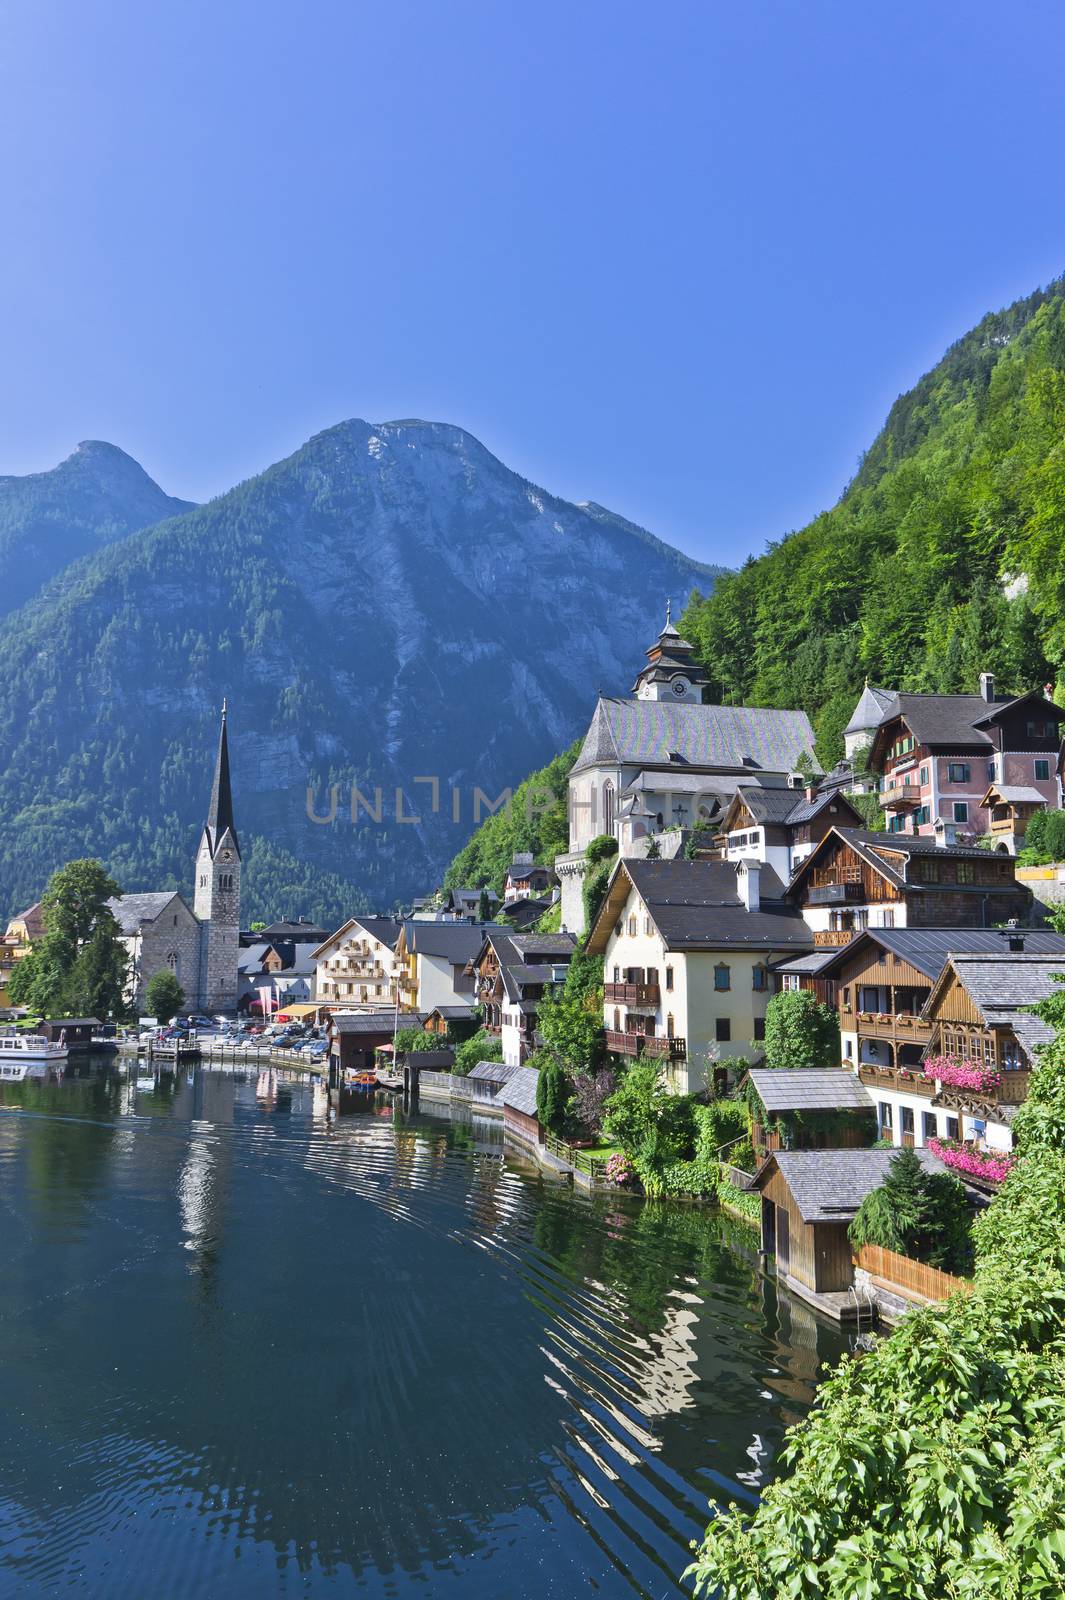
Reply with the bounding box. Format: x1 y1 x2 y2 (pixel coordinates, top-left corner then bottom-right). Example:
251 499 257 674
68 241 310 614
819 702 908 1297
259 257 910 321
416 1069 454 1099
854 1243 974 1303
543 1131 611 1182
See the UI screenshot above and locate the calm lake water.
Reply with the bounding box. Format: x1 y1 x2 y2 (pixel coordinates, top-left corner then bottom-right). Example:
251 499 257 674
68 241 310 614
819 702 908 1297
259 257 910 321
0 1070 846 1598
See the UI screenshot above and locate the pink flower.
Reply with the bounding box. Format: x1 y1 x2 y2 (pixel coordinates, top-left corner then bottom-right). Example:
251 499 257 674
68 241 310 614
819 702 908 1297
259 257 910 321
922 1055 1000 1092
604 1152 634 1187
927 1137 1015 1184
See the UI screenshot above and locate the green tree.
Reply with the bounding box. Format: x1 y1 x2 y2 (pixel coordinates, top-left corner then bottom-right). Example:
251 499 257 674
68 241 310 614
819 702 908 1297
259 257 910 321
477 886 492 922
644 834 661 860
534 1051 569 1133
585 834 618 867
9 859 127 1018
537 951 604 1076
763 988 840 1069
452 1028 503 1077
144 969 185 1023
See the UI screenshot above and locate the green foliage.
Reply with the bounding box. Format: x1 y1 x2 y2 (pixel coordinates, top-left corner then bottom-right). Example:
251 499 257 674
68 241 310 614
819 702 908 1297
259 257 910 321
763 988 841 1069
10 859 128 1019
584 834 619 866
534 1051 569 1133
603 1065 700 1196
688 970 1065 1599
476 886 492 922
680 281 1065 766
144 969 184 1023
394 1027 438 1053
849 1147 972 1273
582 860 613 932
536 952 604 1076
1018 808 1065 865
644 834 661 859
452 1028 503 1078
443 742 579 896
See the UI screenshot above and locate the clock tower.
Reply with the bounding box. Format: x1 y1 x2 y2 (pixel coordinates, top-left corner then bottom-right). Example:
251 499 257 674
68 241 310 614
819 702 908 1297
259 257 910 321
193 702 241 1012
632 602 710 703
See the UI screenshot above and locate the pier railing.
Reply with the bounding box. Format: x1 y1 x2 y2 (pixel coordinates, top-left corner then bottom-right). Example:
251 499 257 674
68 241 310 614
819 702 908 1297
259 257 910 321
543 1132 611 1183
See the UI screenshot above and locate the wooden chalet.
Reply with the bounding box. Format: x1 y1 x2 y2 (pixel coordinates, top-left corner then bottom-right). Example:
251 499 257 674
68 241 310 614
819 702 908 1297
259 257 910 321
787 826 1031 947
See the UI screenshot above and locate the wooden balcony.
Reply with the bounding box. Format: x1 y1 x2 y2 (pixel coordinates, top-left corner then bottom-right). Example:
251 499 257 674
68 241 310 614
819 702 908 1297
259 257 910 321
854 1013 934 1044
879 780 922 808
808 882 863 905
857 1064 936 1098
934 1069 1031 1110
642 1035 686 1060
605 1029 644 1056
813 930 854 947
604 981 660 1008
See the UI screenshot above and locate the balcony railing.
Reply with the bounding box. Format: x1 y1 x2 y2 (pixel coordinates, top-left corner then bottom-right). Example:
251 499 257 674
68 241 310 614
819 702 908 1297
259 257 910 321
605 1029 644 1056
813 930 855 947
603 981 660 1008
854 1013 934 1042
857 1064 935 1098
643 1035 687 1060
933 1068 1031 1110
879 781 922 808
807 883 863 905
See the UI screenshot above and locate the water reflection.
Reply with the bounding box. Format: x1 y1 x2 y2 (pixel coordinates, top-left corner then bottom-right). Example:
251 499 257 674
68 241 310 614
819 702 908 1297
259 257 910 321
0 1070 846 1597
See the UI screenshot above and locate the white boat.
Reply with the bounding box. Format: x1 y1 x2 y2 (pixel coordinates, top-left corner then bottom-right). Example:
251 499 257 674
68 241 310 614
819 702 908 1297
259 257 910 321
0 1030 68 1080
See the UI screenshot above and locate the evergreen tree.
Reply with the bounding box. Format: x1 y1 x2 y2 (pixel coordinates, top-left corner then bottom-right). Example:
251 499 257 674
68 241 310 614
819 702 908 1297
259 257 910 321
477 886 492 922
763 989 841 1069
534 1051 569 1134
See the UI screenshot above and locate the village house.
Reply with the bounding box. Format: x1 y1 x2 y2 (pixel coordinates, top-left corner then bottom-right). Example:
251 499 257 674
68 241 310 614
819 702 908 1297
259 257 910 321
555 610 819 933
444 886 500 920
0 902 46 1009
237 939 317 1013
586 857 813 1094
867 676 1064 847
842 683 895 764
743 1068 876 1159
313 916 401 1008
719 782 864 882
469 930 577 1065
392 920 495 1013
423 1003 479 1040
787 826 1032 947
503 854 553 903
327 1012 405 1082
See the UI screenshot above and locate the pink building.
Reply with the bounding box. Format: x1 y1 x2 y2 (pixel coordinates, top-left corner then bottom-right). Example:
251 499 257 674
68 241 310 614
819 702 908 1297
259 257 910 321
869 674 1063 851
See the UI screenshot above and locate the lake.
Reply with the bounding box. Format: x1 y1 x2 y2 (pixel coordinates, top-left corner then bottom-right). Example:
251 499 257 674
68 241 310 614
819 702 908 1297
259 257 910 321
0 1070 846 1597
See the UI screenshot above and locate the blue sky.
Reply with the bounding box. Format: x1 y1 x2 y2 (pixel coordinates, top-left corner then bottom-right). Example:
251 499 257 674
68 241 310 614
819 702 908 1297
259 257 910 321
1 0 1063 564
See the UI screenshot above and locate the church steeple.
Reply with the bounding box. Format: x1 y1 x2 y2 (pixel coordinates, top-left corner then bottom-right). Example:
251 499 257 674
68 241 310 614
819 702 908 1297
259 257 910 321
631 602 709 702
204 700 239 858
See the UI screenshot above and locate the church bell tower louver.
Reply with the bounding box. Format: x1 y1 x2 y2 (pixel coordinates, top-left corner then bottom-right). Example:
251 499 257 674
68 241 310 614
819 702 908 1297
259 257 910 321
194 701 241 1012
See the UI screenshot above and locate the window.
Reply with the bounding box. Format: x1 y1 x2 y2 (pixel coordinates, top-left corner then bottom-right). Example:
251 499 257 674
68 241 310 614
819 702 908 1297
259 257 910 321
715 1017 731 1043
957 863 975 884
666 1013 675 1038
987 761 997 784
714 963 731 992
888 814 906 833
643 915 652 936
919 766 929 786
953 801 969 823
879 1101 893 1132
922 1111 938 1142
900 1106 914 1136
752 965 767 992
947 762 971 783
946 1115 960 1140
754 1016 766 1042
913 806 930 827
602 781 615 836
782 974 800 991
844 1038 853 1058
665 966 674 991
628 915 637 937
1035 759 1050 781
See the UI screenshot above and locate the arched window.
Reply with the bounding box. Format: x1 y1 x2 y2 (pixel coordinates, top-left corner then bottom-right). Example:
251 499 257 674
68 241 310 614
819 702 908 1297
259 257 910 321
602 780 615 836
167 951 178 971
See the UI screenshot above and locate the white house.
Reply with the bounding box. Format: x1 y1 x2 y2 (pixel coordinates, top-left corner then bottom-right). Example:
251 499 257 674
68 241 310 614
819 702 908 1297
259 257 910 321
393 920 494 1013
586 856 813 1094
313 916 401 1008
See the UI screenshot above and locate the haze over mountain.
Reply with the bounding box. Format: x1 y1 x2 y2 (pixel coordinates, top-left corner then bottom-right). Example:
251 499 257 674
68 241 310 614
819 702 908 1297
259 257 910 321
0 440 195 617
0 419 723 923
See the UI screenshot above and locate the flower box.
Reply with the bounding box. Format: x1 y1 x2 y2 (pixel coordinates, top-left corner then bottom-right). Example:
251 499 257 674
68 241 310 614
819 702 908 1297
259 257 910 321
922 1054 1000 1093
927 1137 1015 1184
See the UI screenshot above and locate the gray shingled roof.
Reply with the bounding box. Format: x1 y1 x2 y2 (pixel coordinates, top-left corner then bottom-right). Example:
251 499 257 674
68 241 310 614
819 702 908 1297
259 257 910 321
985 785 1046 804
844 683 894 736
426 1004 477 1021
815 927 1065 983
404 921 505 962
746 1069 874 1114
467 1059 524 1084
332 1012 411 1034
107 892 185 934
617 859 813 950
758 1148 950 1222
945 953 1065 1016
571 697 817 777
772 949 840 977
878 692 1004 750
499 1065 540 1117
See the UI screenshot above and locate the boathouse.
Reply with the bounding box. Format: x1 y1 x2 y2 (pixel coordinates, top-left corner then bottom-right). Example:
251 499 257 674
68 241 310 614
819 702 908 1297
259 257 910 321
499 1065 542 1148
743 1068 876 1158
40 1017 100 1048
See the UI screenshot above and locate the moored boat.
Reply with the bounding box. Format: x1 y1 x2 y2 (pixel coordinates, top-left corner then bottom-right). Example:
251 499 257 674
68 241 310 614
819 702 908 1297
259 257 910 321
0 1030 68 1080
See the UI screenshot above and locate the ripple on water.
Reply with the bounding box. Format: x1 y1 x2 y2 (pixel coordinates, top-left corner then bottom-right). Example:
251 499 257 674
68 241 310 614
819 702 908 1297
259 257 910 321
0 1074 847 1597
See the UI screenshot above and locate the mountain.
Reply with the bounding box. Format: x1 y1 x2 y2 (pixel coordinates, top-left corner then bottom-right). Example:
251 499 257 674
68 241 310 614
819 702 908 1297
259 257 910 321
0 440 195 617
0 419 724 924
678 275 1065 762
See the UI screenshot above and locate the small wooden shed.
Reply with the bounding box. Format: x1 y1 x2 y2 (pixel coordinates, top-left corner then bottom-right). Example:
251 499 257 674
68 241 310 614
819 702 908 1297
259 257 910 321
743 1068 876 1157
499 1065 542 1147
41 1018 100 1048
753 1148 953 1295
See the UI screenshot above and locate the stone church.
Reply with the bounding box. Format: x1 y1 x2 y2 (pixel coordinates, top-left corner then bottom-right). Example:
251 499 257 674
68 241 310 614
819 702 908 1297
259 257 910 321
109 705 241 1014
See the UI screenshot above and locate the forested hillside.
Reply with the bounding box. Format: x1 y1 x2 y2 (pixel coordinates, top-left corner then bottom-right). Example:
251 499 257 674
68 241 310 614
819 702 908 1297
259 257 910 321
680 278 1065 764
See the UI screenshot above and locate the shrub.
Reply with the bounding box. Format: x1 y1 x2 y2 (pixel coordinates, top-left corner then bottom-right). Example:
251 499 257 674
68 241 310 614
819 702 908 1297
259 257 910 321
848 1147 973 1272
535 1052 569 1133
585 834 619 866
763 989 840 1069
452 1029 503 1077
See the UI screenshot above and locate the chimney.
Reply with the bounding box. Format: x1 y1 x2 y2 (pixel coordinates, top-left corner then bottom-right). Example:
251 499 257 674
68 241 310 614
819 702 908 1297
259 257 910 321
738 860 760 914
805 783 818 803
979 671 995 702
1004 918 1025 953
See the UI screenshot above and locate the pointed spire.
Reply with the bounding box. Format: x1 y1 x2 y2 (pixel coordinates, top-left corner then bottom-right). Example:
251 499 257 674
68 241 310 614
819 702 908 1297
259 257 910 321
665 597 671 627
205 702 239 856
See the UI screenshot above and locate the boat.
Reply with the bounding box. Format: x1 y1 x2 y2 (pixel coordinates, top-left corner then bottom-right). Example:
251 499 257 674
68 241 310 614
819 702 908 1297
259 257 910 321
0 1030 68 1080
